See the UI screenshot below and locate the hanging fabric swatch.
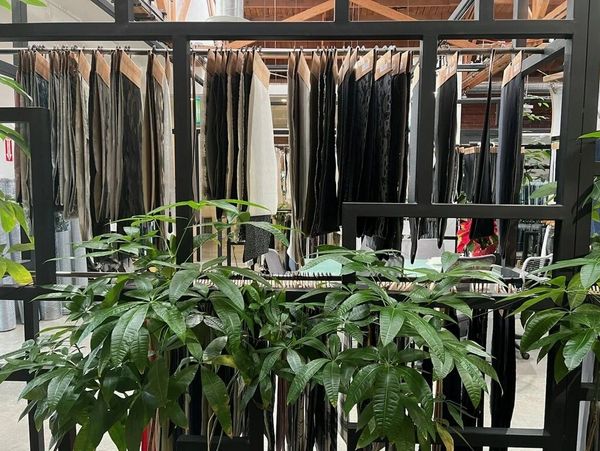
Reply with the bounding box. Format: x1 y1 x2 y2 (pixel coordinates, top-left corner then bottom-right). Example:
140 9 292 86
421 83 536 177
71 51 92 242
496 52 525 266
111 50 144 220
246 53 278 216
237 51 254 204
142 52 175 219
336 49 358 226
89 50 113 234
433 53 459 248
470 51 496 241
363 51 412 248
310 50 339 237
287 51 311 265
15 50 49 216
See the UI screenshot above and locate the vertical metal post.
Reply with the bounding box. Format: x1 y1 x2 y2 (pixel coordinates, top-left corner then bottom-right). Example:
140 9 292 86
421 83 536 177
27 108 54 451
172 36 194 264
512 0 528 47
114 0 133 23
335 0 349 23
415 35 438 205
474 0 494 22
546 0 596 449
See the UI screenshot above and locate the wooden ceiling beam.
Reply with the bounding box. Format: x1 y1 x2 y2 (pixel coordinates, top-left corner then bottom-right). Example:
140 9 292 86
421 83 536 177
178 0 192 21
544 1 567 19
228 0 335 48
532 0 550 19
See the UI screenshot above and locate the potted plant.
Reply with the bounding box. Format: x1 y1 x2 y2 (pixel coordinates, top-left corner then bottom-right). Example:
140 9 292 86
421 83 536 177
0 201 501 451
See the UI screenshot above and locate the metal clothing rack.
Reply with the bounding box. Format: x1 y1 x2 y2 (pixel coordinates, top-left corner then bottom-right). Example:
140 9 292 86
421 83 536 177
0 1 598 451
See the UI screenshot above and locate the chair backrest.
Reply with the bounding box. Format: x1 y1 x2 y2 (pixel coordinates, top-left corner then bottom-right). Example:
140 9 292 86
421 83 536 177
522 253 553 286
541 225 554 257
265 249 286 275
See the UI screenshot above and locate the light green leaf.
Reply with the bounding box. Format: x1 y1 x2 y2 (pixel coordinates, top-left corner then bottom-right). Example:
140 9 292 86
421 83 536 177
441 252 460 272
111 304 149 365
322 361 341 406
564 329 597 370
0 74 31 100
343 363 380 414
436 423 454 451
530 181 557 199
287 358 329 405
152 302 187 342
169 269 198 302
5 260 32 285
207 272 244 311
567 273 587 310
581 262 600 288
373 366 402 437
521 310 566 352
130 326 149 373
201 367 232 436
379 306 405 346
580 131 600 140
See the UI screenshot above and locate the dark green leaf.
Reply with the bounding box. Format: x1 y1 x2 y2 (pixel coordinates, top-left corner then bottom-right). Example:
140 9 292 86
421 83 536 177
379 306 405 346
581 262 600 289
207 272 245 311
373 366 402 437
287 358 329 404
521 310 566 352
343 363 380 414
201 367 232 436
564 329 597 370
322 361 341 406
111 304 149 365
152 302 187 342
169 269 198 302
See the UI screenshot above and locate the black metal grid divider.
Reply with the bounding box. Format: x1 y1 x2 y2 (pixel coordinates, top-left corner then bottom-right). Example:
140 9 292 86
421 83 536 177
0 0 596 449
0 108 55 451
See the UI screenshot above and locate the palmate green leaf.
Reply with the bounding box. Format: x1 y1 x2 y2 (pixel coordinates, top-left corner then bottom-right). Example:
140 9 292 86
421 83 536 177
396 366 431 401
581 261 600 288
165 401 188 428
5 258 32 285
441 252 460 272
287 358 329 404
521 310 566 352
356 418 379 449
125 397 150 451
207 272 244 311
564 329 598 370
555 344 570 382
130 326 149 373
436 423 454 451
530 181 557 199
169 269 198 302
152 302 187 342
454 358 486 407
110 304 149 365
46 368 75 411
567 273 587 310
204 336 228 360
147 358 170 405
201 367 233 436
212 297 242 351
404 312 445 367
338 291 377 316
379 306 405 346
322 361 341 406
343 363 380 414
580 130 600 139
286 349 303 373
108 422 127 451
373 366 402 437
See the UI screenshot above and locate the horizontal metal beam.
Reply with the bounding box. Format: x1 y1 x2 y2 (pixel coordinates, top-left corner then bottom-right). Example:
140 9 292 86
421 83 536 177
521 39 566 76
342 202 567 220
455 427 552 448
0 19 575 42
0 60 16 77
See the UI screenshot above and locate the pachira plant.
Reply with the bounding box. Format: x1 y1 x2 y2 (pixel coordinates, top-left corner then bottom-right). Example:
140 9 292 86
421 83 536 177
0 204 501 451
0 199 287 450
508 249 600 380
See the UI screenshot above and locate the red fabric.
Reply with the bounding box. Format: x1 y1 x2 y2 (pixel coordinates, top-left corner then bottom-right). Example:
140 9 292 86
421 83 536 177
141 428 149 451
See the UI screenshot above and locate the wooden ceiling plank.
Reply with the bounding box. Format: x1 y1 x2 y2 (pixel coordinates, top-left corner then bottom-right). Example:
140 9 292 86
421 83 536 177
532 0 550 19
178 0 192 21
544 1 567 19
350 0 416 21
228 0 335 48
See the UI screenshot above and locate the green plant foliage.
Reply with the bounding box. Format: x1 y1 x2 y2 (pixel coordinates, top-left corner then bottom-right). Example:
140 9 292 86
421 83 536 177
0 201 500 450
514 249 600 381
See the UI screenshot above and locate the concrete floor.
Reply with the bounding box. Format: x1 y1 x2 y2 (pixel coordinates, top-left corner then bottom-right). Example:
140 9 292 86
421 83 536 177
0 318 546 451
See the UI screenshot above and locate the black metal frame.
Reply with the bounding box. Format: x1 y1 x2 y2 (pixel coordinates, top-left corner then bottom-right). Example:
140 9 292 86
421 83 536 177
0 0 598 450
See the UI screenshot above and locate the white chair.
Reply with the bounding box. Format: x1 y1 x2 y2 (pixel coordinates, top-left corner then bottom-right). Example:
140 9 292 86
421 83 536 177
541 224 554 257
521 253 553 287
